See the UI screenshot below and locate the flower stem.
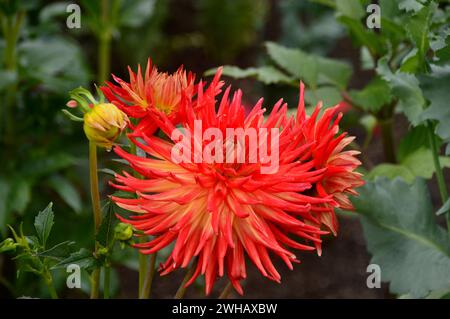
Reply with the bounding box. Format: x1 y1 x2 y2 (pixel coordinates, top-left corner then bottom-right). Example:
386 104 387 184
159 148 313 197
103 265 111 299
43 271 58 299
219 282 233 299
427 122 450 228
379 118 396 163
140 252 157 299
174 262 197 299
89 141 102 299
97 0 111 84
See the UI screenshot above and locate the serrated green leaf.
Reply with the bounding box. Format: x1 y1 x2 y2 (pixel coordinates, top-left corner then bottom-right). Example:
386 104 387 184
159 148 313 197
420 73 450 151
38 241 75 260
353 178 450 297
377 57 426 125
398 0 426 13
349 76 393 113
34 203 54 248
52 248 97 270
405 3 436 70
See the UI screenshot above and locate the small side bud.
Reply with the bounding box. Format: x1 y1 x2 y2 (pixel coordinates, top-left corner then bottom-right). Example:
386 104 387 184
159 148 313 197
114 223 133 241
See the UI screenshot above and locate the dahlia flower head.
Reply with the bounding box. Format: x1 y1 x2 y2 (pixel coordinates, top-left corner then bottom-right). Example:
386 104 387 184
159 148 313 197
105 61 363 295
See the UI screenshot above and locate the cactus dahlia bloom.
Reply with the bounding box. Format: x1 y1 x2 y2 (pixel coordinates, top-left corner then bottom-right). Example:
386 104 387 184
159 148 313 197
101 59 196 136
110 73 363 295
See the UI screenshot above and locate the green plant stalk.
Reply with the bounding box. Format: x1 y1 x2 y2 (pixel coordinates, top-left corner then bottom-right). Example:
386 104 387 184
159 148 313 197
140 252 157 299
218 282 232 299
97 0 111 84
103 265 111 299
379 118 396 163
43 270 58 299
428 122 450 228
89 141 102 299
1 11 24 143
174 262 197 299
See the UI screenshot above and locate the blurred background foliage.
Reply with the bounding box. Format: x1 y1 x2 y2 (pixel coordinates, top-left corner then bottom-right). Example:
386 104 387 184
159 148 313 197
0 0 449 299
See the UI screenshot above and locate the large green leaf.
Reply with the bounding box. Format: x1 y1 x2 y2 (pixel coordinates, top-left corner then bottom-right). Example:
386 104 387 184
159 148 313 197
34 202 55 248
265 42 351 89
353 178 450 297
52 248 97 271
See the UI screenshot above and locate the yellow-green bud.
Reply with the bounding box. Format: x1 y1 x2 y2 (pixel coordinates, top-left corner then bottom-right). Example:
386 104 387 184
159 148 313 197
114 223 133 241
0 238 18 253
83 103 128 150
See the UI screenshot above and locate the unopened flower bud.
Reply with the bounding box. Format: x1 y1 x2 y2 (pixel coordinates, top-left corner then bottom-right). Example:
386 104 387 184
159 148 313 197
114 223 133 241
83 103 128 150
0 238 18 253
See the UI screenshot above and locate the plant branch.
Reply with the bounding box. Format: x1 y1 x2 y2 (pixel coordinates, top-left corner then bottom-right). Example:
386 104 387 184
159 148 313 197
174 262 197 299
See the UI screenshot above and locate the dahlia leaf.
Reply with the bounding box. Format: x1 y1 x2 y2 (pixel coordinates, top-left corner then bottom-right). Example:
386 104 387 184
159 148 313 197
367 148 450 182
212 65 294 85
265 42 351 89
405 2 436 68
338 16 385 57
335 0 365 20
349 76 393 113
96 203 117 248
34 202 54 248
398 0 426 13
52 248 97 271
377 57 426 125
38 241 76 260
354 177 450 297
304 86 343 108
419 73 450 154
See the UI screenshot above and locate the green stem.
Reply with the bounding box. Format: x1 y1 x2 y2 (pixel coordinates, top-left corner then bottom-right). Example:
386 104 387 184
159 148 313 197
140 252 157 299
1 11 24 143
89 141 102 299
90 269 100 299
428 122 450 228
218 282 232 299
103 265 111 299
44 272 58 299
379 118 396 163
174 262 197 299
97 0 111 84
89 142 102 232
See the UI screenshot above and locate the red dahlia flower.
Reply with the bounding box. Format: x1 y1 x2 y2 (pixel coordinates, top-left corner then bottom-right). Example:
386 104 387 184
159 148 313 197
101 59 197 135
110 74 363 295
